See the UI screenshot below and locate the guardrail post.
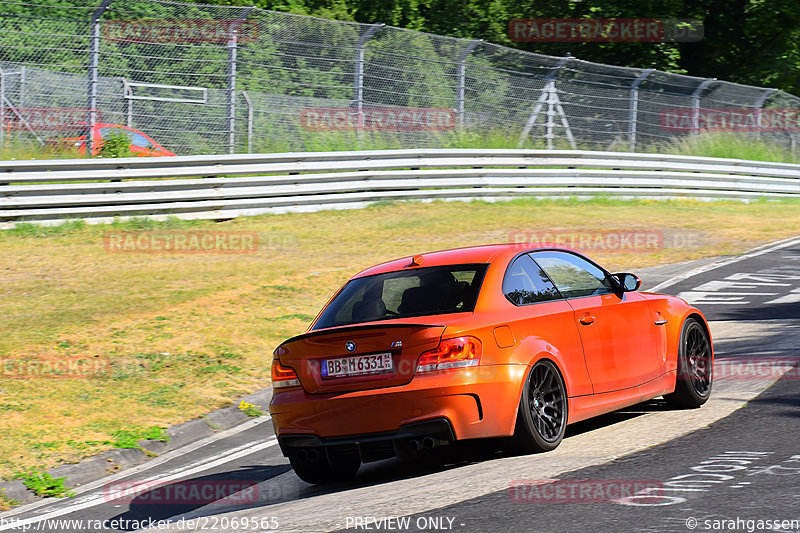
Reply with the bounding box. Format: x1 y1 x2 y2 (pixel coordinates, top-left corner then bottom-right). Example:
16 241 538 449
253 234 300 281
754 88 778 141
227 7 254 155
690 78 715 136
241 90 253 153
88 0 114 157
628 68 654 151
456 39 481 128
353 23 383 141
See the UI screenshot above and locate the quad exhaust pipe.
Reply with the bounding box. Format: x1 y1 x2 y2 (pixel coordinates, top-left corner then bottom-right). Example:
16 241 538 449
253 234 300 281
295 448 320 462
406 437 448 452
422 436 448 449
407 439 423 452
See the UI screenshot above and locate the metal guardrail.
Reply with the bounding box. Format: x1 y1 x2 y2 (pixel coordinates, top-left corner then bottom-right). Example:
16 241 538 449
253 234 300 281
2 149 800 227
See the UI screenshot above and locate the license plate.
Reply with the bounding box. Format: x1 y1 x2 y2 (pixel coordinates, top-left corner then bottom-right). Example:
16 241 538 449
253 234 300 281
321 353 393 378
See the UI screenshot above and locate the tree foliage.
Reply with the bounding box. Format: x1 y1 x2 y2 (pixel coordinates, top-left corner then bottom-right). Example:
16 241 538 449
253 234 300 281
196 0 800 95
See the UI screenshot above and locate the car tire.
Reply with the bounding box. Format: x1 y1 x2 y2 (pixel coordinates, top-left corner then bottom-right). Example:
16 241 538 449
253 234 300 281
664 318 713 409
288 446 360 484
510 359 568 453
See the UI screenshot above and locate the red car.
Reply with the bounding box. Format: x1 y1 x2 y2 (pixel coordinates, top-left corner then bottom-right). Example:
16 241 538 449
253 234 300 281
50 123 175 157
270 244 713 483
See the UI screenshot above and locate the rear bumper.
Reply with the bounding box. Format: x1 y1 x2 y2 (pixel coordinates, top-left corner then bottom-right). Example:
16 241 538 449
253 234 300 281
279 418 455 463
269 364 526 451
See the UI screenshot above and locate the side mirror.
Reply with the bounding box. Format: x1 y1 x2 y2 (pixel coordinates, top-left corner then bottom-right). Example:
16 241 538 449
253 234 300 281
613 272 641 292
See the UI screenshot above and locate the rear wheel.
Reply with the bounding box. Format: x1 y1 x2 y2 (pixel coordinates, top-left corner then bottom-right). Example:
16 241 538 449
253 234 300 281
510 359 568 453
664 318 713 408
288 446 360 484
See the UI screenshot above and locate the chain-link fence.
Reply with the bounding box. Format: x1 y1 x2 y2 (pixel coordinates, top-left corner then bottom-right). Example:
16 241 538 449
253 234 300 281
1 0 799 156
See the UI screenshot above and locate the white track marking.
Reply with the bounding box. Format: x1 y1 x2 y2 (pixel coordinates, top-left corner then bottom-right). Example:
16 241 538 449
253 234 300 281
0 437 278 531
0 414 274 524
650 235 800 293
766 288 800 304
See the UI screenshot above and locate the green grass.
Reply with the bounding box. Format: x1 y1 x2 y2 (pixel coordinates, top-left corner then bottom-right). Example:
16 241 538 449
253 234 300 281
0 142 76 161
3 131 798 164
238 401 264 418
251 129 800 163
18 471 75 498
659 132 799 163
107 426 168 449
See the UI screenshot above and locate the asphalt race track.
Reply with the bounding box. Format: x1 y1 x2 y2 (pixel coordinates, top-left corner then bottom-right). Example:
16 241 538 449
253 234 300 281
1 238 799 533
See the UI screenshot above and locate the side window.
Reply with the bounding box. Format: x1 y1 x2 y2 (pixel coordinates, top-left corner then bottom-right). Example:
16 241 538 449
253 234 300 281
131 132 155 149
99 127 131 142
531 251 613 299
98 128 154 149
503 254 561 305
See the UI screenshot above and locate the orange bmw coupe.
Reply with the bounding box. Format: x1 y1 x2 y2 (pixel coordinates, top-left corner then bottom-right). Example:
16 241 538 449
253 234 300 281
269 244 713 483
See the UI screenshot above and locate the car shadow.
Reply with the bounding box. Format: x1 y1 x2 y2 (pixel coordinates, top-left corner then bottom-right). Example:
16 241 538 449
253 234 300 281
107 465 290 531
707 299 800 321
103 398 672 530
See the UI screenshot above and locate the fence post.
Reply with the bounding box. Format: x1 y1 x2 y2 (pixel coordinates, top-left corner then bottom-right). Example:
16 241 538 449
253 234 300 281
120 77 133 127
754 88 777 141
353 23 384 141
88 0 114 157
241 90 253 153
0 67 5 151
456 39 481 128
227 7 255 155
690 78 715 136
19 66 26 109
628 68 654 152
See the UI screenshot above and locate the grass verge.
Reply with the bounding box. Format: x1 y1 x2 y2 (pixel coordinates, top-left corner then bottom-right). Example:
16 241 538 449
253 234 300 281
3 131 799 164
2 197 800 479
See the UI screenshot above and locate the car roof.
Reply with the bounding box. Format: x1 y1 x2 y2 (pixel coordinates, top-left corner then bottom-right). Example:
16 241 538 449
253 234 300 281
352 242 579 278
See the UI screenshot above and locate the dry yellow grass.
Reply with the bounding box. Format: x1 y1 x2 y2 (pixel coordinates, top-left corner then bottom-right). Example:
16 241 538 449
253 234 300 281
2 197 800 480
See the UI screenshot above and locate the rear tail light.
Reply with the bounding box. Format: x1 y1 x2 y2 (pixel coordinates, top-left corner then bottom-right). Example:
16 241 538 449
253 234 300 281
417 336 482 373
271 359 301 389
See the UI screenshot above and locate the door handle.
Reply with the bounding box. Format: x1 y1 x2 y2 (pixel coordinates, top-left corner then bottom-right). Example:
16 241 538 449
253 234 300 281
579 314 596 325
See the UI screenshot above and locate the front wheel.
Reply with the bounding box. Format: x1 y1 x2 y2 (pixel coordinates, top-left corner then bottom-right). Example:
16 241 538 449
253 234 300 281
510 359 568 453
664 318 713 408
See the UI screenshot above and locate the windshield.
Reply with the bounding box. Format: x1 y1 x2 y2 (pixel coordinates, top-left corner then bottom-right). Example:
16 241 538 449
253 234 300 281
312 263 488 330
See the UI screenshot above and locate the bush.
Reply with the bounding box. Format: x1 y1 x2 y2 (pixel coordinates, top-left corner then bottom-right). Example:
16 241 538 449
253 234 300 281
97 130 133 158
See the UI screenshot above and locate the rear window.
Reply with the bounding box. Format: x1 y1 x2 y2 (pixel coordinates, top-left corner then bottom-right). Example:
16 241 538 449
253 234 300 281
312 264 488 330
